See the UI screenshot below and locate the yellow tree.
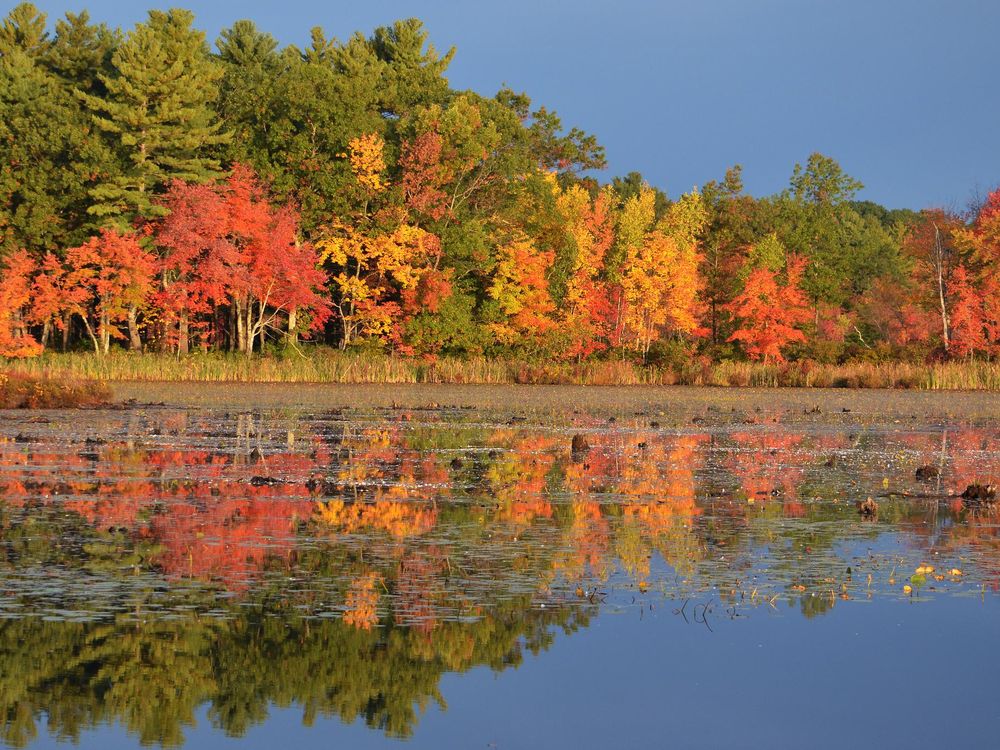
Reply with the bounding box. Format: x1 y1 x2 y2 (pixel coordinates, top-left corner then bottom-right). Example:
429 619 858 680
319 133 441 348
318 221 439 347
556 184 616 358
347 133 386 195
620 188 707 358
660 190 708 334
488 231 557 347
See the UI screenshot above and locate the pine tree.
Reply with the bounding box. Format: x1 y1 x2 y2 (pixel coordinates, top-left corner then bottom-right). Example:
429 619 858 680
0 4 111 255
80 9 229 223
0 2 49 56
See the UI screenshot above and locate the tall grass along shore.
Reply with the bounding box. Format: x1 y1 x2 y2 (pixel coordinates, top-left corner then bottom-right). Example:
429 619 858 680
4 351 1000 390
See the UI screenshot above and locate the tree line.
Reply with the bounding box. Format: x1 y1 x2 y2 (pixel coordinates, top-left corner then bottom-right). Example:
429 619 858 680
2 3 998 365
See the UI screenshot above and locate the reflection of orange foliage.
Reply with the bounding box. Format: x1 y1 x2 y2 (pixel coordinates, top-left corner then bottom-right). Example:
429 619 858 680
624 500 701 533
383 455 451 501
948 430 1000 494
555 499 611 579
344 573 381 630
315 499 437 538
782 500 807 518
616 435 705 501
499 498 554 525
616 436 705 577
152 496 312 589
11 410 1000 619
731 431 805 500
487 435 557 525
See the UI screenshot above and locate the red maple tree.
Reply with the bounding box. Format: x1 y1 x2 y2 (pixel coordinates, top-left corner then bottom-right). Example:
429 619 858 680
725 255 812 362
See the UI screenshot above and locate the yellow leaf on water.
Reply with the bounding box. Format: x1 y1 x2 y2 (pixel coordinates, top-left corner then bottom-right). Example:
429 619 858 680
903 585 912 594
949 568 963 576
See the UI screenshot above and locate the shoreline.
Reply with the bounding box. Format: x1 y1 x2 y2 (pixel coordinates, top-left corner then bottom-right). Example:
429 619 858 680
5 351 1000 391
105 381 1000 423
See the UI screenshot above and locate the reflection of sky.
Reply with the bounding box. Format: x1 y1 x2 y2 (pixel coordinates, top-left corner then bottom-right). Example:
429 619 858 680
58 595 1000 749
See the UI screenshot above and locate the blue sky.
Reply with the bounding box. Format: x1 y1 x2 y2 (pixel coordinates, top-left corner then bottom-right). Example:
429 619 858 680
22 0 1000 209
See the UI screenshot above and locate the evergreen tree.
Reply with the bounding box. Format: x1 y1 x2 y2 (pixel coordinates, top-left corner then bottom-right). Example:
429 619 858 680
0 2 49 57
80 9 229 224
0 4 112 255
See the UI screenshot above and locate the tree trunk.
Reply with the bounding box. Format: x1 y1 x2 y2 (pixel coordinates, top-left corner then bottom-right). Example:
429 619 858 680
99 310 111 355
128 305 141 351
235 299 247 354
934 225 950 353
80 316 99 355
229 300 238 352
11 310 25 340
287 307 298 345
178 311 189 356
258 304 266 353
245 299 255 356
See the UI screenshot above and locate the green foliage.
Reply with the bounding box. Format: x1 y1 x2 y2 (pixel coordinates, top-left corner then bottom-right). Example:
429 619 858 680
80 9 229 223
404 287 488 355
789 152 863 205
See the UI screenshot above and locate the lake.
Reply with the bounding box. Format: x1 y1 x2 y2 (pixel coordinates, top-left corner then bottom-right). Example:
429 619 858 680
1 386 999 749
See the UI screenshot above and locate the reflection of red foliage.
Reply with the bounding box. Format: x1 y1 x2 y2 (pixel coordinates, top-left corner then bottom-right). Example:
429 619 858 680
8 415 1000 619
782 501 806 518
152 495 312 589
395 548 446 632
731 431 806 500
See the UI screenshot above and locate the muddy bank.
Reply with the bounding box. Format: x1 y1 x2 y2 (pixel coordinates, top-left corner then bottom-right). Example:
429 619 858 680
109 382 1000 424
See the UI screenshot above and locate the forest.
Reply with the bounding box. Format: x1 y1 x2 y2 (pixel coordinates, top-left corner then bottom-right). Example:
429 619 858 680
2 3 1000 379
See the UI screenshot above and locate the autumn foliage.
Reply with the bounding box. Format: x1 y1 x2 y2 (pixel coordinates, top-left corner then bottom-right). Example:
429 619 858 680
725 256 812 363
3 3 1000 367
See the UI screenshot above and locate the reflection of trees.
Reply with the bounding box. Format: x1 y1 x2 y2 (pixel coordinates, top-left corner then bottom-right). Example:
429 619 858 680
0 597 590 747
2 411 1000 745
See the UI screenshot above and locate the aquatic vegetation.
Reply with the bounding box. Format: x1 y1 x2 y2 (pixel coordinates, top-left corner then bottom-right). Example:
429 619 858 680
1 405 999 746
0 371 110 408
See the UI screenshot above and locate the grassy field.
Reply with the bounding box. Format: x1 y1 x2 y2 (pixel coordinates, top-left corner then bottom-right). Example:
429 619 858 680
4 350 1000 390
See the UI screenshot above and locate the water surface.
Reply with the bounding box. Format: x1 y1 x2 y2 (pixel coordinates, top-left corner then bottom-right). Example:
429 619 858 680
2 395 998 748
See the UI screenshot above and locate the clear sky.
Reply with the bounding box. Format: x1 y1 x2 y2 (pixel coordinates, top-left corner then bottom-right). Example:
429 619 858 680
21 0 1000 209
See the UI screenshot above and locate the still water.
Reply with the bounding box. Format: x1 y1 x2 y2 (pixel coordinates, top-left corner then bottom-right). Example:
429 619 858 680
1 402 998 748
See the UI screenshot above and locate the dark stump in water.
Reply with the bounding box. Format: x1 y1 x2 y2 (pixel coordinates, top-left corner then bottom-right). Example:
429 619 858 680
857 497 879 519
915 465 940 482
961 483 997 508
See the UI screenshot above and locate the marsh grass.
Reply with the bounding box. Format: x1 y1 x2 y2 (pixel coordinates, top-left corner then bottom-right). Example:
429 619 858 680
711 360 1000 389
5 350 1000 390
0 371 111 408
